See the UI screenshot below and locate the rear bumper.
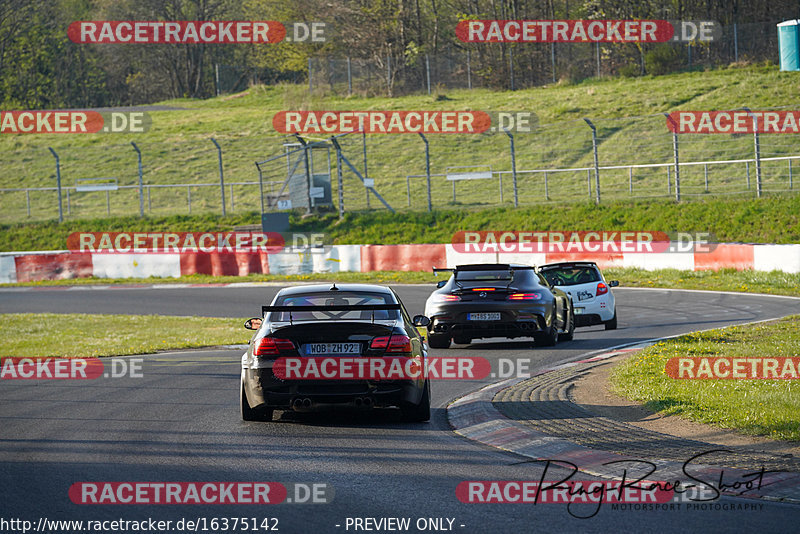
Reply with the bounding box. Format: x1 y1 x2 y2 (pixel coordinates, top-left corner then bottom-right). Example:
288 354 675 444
243 367 423 410
428 315 547 340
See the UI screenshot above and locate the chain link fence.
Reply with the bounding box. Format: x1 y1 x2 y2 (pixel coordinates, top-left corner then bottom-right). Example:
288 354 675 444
2 110 798 224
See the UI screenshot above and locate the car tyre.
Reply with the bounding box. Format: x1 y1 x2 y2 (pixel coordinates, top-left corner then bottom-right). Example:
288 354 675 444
604 309 618 330
427 333 451 349
401 380 431 422
241 377 273 422
561 306 575 341
534 322 559 347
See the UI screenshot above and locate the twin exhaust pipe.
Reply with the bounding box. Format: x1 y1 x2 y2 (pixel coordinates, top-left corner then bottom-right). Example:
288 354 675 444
353 397 374 408
291 397 313 410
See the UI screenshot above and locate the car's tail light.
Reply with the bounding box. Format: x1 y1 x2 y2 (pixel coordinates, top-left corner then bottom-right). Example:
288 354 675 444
596 282 608 296
508 292 541 300
254 337 295 356
435 294 461 302
470 287 496 291
370 334 412 353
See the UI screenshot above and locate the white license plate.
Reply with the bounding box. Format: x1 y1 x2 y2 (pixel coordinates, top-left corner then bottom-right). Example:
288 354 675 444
304 343 361 355
468 312 501 321
574 308 585 315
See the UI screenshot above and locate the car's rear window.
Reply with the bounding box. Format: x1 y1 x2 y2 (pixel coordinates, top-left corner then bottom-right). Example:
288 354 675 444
541 267 601 286
269 291 399 322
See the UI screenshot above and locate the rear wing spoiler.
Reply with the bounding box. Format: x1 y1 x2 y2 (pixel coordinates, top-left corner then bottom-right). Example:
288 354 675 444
433 265 535 273
262 304 401 324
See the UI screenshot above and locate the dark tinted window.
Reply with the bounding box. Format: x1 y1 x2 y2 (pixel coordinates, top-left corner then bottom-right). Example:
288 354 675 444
541 267 600 286
270 291 399 322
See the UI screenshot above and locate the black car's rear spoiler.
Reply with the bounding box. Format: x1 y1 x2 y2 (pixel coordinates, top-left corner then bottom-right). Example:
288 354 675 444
262 304 402 324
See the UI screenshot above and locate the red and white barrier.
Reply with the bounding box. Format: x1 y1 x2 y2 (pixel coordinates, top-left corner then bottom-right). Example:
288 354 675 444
1 242 799 283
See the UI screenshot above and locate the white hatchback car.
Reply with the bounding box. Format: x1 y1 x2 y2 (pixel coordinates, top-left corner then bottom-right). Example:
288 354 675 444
537 262 618 330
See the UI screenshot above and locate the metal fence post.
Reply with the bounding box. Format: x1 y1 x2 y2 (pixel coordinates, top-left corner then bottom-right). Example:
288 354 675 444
187 186 191 213
583 119 601 204
551 42 556 83
419 133 432 211
734 23 739 63
26 190 30 217
503 128 518 207
47 147 63 222
255 163 265 214
790 160 793 189
210 138 226 215
704 164 709 192
131 142 144 217
587 169 592 199
664 113 681 201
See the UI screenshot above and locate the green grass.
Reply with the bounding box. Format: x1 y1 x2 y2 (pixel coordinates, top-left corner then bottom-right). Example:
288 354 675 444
4 268 800 299
2 194 800 252
0 313 247 357
610 316 800 441
603 267 800 297
2 64 799 222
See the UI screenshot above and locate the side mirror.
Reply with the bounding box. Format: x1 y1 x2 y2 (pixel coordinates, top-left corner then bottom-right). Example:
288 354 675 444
412 315 431 327
436 280 447 288
608 280 619 287
244 317 262 330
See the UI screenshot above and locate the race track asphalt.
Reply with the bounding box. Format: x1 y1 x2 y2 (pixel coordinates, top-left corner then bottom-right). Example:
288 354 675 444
1 285 798 533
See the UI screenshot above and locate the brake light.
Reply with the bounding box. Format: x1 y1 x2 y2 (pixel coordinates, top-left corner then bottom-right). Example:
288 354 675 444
436 294 461 302
596 282 608 296
254 337 295 356
370 334 412 353
470 287 496 291
508 292 541 300
387 335 412 353
370 336 390 349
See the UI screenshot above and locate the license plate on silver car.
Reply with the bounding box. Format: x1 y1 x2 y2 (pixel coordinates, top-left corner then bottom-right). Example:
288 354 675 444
468 312 501 321
304 343 361 355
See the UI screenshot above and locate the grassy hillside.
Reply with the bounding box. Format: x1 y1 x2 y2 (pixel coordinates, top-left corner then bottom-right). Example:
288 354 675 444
2 195 798 252
1 64 799 223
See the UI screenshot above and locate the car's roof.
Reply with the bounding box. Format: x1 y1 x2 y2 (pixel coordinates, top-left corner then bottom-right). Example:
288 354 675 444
276 283 394 296
538 261 599 270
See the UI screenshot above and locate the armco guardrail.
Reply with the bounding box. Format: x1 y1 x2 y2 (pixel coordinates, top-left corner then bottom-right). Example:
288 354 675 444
1 243 799 283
